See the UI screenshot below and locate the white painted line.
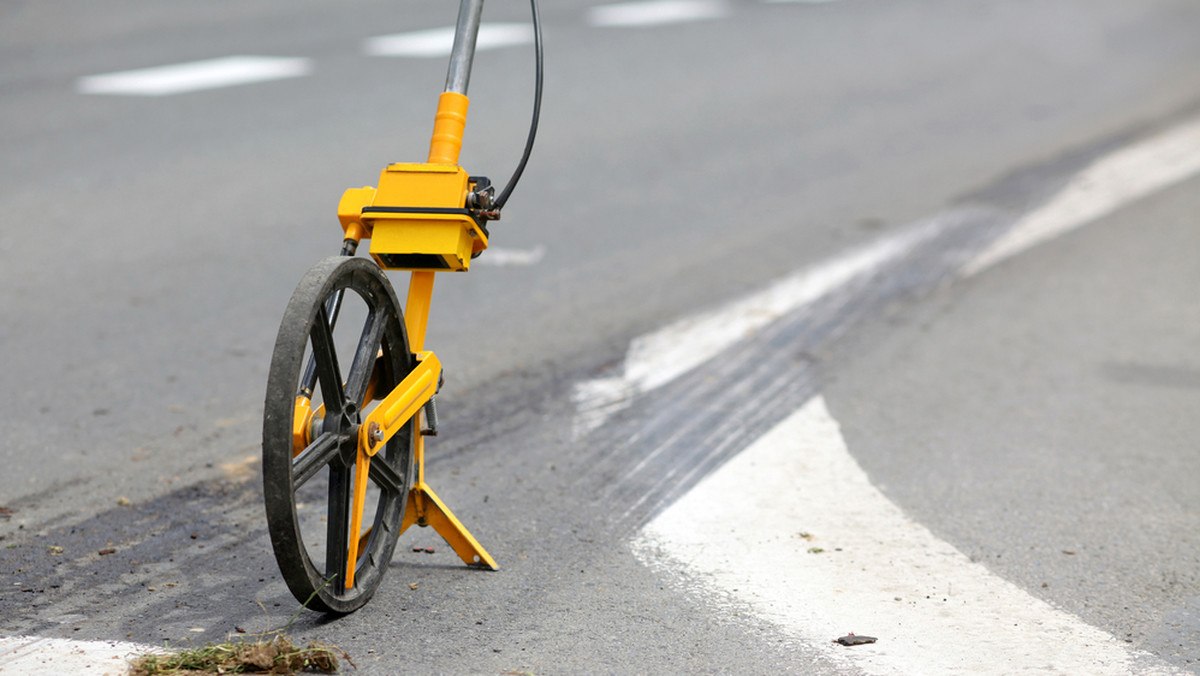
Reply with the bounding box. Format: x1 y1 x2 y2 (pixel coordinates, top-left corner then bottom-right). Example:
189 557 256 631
77 56 311 97
474 245 547 267
364 23 534 58
0 635 157 675
575 114 1200 437
964 116 1200 276
634 396 1183 675
571 213 957 436
587 0 731 28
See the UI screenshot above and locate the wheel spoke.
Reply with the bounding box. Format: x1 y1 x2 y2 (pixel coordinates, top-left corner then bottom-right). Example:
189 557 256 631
356 527 374 562
369 454 407 498
297 289 348 399
325 464 352 588
344 303 389 411
292 432 341 490
310 304 347 416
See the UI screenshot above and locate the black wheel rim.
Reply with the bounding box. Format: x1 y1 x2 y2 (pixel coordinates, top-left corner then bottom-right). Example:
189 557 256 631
263 256 414 614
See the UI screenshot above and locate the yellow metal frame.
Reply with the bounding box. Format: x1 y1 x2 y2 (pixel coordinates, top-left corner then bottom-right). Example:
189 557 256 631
321 89 497 590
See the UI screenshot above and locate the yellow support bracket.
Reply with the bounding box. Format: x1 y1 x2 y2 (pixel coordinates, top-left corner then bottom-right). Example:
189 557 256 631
401 480 497 570
349 349 496 576
358 351 440 456
396 381 497 570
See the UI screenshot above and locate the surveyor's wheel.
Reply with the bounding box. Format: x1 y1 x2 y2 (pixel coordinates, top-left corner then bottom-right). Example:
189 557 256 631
263 256 415 614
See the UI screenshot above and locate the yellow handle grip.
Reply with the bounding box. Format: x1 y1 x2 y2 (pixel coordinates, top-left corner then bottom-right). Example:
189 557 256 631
427 92 470 165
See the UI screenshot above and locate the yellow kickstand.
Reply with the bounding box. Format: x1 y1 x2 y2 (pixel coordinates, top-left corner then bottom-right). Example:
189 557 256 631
399 431 497 570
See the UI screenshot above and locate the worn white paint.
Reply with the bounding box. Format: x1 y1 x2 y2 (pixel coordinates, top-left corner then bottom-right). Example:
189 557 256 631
473 245 547 267
964 116 1200 276
0 635 157 675
571 215 952 436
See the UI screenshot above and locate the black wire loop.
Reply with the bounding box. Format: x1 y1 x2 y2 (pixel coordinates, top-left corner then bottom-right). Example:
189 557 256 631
494 0 543 211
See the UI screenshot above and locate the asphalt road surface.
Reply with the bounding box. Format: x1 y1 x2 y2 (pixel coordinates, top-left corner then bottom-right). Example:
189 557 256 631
2 0 1199 673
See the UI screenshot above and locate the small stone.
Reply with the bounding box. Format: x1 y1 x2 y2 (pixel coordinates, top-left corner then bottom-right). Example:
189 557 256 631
116 497 132 507
836 634 877 646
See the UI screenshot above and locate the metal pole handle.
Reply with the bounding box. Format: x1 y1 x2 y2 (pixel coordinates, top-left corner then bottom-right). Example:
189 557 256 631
445 0 485 95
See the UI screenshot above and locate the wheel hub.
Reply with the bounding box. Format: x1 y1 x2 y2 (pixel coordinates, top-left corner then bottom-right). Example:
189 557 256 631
324 402 362 468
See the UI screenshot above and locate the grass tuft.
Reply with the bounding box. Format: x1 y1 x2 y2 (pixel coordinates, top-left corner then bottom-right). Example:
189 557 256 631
129 635 351 674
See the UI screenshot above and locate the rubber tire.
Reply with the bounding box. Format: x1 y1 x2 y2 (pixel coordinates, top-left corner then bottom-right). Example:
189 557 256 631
263 256 414 614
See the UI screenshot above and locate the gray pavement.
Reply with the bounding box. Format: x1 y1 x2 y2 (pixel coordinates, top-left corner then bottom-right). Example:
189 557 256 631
1 0 1199 673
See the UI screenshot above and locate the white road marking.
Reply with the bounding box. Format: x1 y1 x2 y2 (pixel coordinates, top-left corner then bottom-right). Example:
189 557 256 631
0 635 156 675
585 114 1200 671
474 245 547 267
634 396 1183 675
77 56 311 96
964 116 1200 276
574 114 1200 438
571 214 954 436
364 24 534 58
586 0 731 28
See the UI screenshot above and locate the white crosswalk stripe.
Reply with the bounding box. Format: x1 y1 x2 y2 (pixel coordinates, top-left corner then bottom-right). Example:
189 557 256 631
586 0 731 27
77 56 310 97
73 1 836 97
363 23 534 58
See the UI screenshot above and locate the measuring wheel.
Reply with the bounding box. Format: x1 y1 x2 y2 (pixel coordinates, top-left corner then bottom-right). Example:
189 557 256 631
263 256 416 613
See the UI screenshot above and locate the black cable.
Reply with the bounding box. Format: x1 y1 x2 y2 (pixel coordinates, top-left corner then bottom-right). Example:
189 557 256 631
493 0 542 211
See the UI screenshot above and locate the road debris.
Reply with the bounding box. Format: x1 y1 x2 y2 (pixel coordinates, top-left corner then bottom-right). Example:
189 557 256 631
836 633 878 646
129 636 349 675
